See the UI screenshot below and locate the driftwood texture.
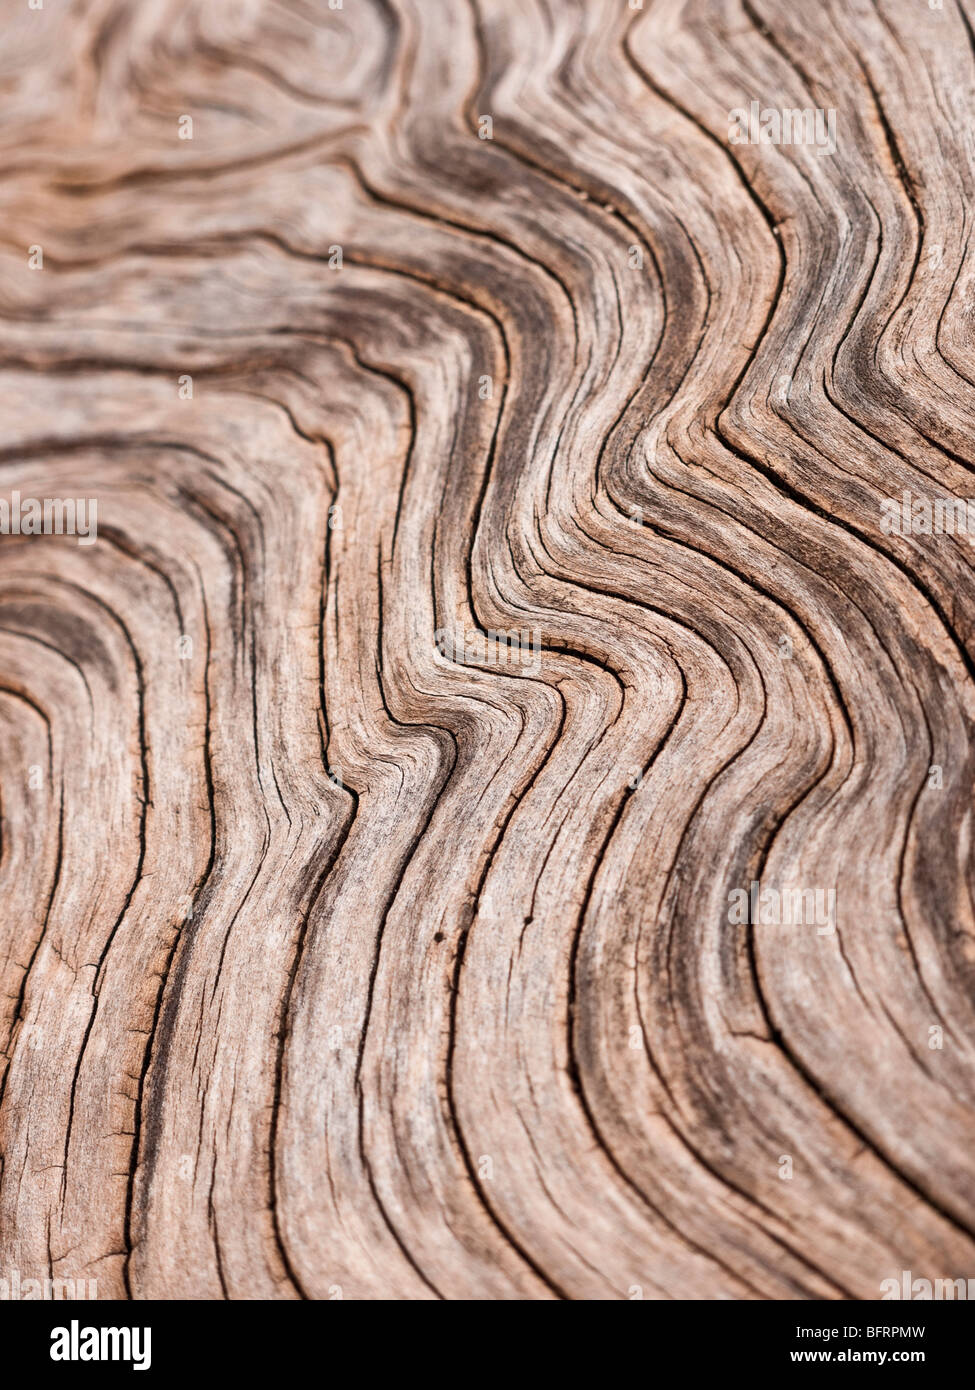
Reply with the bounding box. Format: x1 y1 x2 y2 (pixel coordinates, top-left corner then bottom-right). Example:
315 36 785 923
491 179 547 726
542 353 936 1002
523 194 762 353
1 0 975 1302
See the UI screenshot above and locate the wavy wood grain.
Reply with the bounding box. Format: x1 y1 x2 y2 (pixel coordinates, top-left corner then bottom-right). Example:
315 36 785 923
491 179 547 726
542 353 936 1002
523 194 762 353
1 0 975 1301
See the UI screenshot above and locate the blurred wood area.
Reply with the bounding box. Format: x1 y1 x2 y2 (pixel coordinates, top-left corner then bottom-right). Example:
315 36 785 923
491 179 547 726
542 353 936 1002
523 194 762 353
1 0 974 1300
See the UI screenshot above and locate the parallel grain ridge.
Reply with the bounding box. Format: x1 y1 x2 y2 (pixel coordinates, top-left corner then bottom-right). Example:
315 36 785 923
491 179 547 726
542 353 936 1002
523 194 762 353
0 0 974 1300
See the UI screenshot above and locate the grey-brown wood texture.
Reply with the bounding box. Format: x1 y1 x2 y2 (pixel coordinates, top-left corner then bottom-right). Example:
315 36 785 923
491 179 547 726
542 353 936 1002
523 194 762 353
1 0 975 1301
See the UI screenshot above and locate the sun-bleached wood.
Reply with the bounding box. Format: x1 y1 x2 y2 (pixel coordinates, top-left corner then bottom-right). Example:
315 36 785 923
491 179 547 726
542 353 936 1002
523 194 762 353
1 0 974 1300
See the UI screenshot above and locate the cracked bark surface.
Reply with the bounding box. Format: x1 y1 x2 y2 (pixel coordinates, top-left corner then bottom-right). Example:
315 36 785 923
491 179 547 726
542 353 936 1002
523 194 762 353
1 0 975 1300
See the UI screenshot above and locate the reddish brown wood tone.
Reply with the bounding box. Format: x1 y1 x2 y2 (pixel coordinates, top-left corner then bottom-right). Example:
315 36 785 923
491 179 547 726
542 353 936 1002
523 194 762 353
1 0 974 1300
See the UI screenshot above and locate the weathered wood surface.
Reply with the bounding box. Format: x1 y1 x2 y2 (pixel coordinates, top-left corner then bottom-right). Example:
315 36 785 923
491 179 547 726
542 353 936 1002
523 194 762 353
1 0 975 1301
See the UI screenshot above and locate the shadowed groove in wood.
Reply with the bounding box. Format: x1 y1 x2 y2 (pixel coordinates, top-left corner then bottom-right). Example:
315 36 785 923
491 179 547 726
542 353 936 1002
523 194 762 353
0 0 974 1300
